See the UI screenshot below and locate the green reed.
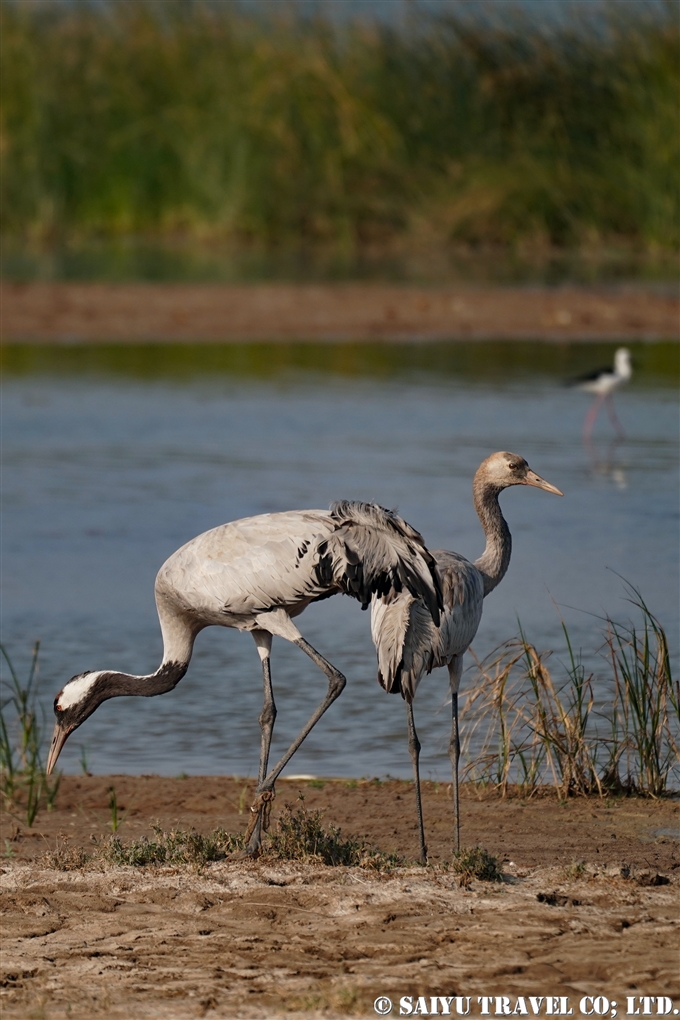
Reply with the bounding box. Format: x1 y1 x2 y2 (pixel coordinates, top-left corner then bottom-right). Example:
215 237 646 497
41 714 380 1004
463 590 678 798
1 1 677 252
605 585 679 796
0 643 60 826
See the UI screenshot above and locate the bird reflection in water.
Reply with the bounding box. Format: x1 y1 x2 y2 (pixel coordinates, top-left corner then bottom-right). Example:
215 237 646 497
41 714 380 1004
584 435 628 490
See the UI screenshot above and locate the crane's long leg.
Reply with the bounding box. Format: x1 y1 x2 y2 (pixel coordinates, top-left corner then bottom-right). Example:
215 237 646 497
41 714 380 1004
258 637 345 789
246 612 346 855
252 630 276 784
406 699 427 865
448 655 463 853
244 631 277 853
604 394 625 438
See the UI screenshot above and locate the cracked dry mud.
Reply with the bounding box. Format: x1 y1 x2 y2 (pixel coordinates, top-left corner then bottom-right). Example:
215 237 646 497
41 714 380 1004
1 777 678 1019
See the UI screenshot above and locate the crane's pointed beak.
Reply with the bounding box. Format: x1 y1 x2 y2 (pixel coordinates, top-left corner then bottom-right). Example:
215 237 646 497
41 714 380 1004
46 721 71 775
525 470 563 496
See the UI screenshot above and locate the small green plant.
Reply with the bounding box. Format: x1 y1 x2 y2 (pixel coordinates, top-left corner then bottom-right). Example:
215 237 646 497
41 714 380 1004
0 642 60 826
265 795 401 870
108 787 120 832
307 779 326 789
79 746 91 776
564 860 587 880
451 846 503 885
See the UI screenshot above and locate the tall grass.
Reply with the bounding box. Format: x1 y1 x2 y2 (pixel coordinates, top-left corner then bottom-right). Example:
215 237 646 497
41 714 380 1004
606 588 679 795
1 1 677 251
0 643 60 825
463 589 678 798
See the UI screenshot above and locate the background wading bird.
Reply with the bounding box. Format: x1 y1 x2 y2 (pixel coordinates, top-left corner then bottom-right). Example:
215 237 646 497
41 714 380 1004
573 347 632 440
46 501 442 854
371 452 563 862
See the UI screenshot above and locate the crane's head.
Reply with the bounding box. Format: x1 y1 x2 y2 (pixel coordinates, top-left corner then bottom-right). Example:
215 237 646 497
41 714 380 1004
47 671 108 774
477 452 563 496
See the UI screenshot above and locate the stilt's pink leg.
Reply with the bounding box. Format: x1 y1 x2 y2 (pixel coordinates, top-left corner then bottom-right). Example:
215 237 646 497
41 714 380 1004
605 394 625 438
583 395 603 440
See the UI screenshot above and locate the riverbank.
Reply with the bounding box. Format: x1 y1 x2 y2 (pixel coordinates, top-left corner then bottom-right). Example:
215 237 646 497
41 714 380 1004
2 282 678 343
1 777 678 1018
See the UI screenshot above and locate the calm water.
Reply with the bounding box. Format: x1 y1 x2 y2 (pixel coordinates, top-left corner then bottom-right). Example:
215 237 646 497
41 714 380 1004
2 343 678 779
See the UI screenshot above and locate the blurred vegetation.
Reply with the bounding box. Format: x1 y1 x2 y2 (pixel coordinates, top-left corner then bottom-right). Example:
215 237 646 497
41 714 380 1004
1 341 678 385
1 1 678 254
5 236 676 284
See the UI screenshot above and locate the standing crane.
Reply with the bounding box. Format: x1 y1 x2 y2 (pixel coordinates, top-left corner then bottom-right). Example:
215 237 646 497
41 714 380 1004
371 452 563 861
574 347 632 440
46 501 442 854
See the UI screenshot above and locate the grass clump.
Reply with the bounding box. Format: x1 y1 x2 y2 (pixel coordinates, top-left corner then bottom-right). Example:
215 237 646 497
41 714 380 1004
101 826 243 868
39 806 400 872
0 642 60 826
265 796 401 871
451 846 503 885
463 586 678 799
42 826 244 871
41 843 92 872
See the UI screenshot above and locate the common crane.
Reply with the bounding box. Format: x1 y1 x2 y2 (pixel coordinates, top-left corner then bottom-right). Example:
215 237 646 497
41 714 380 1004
371 453 562 861
47 501 443 854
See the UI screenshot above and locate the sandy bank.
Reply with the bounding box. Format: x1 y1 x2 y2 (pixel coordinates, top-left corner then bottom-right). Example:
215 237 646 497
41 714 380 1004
1 777 678 1018
2 282 677 343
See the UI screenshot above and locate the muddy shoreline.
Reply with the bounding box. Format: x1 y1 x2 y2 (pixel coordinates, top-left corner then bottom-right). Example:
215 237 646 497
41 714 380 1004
2 282 678 343
1 777 678 1019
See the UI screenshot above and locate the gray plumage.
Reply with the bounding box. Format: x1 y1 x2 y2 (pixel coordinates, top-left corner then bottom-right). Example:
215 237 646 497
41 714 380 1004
370 452 563 860
47 500 442 855
372 549 484 704
154 502 441 640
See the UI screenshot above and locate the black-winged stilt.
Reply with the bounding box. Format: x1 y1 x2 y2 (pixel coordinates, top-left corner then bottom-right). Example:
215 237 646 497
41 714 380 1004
574 347 632 439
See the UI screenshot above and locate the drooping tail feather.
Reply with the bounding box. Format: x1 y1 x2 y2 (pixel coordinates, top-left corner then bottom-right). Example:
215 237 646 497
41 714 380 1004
314 501 443 625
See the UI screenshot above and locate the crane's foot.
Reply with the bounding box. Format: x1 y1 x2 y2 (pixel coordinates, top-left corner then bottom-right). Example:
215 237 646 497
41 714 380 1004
242 788 276 856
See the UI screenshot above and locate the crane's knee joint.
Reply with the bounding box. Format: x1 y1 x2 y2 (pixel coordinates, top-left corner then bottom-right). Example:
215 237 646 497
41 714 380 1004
259 703 277 728
329 672 346 697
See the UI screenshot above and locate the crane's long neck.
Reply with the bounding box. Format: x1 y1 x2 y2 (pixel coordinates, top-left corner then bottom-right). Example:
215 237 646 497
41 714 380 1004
472 479 511 597
93 603 200 700
100 659 189 699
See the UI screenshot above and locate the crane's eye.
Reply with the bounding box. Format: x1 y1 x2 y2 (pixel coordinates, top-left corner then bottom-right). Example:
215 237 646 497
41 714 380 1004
508 461 521 470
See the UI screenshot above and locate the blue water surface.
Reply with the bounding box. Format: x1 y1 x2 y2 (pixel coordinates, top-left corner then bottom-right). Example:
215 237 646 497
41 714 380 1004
2 347 677 779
